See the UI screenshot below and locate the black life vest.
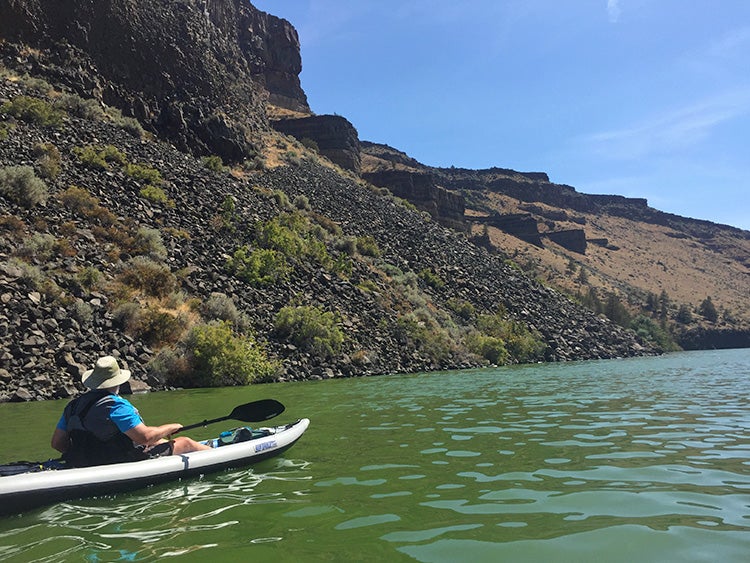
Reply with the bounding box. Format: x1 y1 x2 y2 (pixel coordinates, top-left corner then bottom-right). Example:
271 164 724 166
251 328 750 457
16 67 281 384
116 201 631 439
62 391 148 468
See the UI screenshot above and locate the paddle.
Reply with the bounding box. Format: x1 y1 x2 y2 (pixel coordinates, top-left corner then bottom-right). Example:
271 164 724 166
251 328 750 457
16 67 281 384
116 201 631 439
176 399 285 433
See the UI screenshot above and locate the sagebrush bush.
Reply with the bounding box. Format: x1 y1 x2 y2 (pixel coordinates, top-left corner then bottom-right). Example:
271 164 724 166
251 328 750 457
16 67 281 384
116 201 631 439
446 298 476 322
134 227 167 259
274 305 344 360
104 107 146 138
201 293 250 331
16 233 56 260
113 302 185 345
55 93 106 120
33 143 62 180
117 256 176 298
0 122 14 140
293 194 311 211
73 145 127 170
255 213 331 267
76 266 103 291
395 313 453 365
0 165 49 208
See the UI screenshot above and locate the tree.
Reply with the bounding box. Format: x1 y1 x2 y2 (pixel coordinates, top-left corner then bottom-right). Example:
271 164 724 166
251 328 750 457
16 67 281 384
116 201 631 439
604 293 631 327
659 290 670 322
698 296 718 322
676 304 693 324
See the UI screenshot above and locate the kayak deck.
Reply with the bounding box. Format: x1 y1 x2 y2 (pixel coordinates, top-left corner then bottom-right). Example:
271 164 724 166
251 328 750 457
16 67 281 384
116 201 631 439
0 418 309 516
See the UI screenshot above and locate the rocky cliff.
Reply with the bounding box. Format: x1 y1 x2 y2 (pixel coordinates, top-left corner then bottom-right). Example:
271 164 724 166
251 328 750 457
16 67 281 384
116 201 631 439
0 0 308 161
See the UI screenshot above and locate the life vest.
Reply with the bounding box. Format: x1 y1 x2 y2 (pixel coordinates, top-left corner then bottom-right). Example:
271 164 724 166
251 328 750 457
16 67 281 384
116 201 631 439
62 392 148 468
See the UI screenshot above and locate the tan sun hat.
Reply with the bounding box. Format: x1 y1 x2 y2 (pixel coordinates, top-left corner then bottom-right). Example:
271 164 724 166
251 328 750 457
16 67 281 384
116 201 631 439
82 356 132 390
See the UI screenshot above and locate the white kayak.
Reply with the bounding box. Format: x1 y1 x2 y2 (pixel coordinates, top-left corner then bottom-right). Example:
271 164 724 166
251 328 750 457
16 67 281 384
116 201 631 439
0 418 309 516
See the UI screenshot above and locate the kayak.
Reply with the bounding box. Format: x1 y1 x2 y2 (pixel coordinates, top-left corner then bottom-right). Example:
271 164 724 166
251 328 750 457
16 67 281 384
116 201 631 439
0 418 309 516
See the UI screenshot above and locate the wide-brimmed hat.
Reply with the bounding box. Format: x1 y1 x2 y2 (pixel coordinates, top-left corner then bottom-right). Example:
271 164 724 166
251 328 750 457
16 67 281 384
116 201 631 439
82 356 131 390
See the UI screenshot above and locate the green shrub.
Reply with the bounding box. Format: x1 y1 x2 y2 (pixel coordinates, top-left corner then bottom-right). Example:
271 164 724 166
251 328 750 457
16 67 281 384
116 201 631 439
0 122 15 140
76 266 104 291
475 311 546 364
226 246 290 286
293 194 311 211
300 137 319 152
201 293 249 331
17 75 53 96
273 189 290 209
274 305 344 360
256 213 330 265
201 155 225 172
125 163 161 185
174 321 279 387
630 315 678 351
356 235 381 257
0 165 49 207
139 185 174 207
446 298 476 322
465 332 509 364
418 268 444 289
336 236 358 256
73 145 107 169
0 95 64 127
16 232 56 260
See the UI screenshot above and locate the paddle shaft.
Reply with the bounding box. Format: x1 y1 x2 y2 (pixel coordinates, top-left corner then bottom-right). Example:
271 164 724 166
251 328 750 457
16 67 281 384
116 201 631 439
174 399 285 434
179 415 231 433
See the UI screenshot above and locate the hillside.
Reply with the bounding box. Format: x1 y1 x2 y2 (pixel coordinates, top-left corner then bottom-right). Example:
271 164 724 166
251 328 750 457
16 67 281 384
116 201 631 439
361 143 750 350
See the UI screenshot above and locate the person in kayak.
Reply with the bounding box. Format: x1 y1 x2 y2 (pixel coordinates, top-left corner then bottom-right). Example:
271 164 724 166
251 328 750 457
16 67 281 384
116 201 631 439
51 355 211 467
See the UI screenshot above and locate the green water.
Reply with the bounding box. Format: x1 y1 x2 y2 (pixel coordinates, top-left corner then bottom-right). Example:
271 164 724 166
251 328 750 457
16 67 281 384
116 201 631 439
0 349 749 562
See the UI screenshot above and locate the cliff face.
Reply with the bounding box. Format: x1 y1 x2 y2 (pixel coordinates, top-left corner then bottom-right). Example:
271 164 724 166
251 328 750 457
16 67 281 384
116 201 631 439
0 0 308 161
273 115 361 173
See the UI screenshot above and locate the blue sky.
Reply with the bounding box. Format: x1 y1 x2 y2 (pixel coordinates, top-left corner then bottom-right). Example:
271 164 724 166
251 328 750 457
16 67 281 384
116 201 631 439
253 1 750 230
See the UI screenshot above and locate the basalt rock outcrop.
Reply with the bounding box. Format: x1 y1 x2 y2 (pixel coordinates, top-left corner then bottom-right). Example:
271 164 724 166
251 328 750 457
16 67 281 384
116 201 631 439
544 229 588 254
0 0 308 161
272 115 361 174
361 169 466 229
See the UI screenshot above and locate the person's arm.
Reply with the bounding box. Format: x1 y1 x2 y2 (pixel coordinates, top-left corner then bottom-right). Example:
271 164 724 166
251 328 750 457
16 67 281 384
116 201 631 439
51 427 70 453
125 422 183 446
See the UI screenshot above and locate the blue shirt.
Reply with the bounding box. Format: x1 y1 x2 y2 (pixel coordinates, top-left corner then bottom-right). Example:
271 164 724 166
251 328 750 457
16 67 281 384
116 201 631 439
57 394 143 433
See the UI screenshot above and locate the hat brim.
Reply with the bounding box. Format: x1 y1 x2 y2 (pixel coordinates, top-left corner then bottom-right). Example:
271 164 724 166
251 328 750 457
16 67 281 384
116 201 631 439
82 368 132 390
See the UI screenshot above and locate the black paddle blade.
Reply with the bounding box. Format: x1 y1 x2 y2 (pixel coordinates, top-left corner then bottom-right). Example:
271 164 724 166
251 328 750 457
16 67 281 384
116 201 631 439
230 399 285 422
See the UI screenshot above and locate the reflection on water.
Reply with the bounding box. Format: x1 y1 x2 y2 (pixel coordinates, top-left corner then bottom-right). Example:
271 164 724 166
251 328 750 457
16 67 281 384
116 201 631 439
0 459 311 561
0 350 749 562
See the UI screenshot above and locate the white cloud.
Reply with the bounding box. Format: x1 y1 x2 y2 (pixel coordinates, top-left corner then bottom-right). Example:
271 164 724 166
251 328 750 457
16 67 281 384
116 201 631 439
581 88 750 160
607 0 621 23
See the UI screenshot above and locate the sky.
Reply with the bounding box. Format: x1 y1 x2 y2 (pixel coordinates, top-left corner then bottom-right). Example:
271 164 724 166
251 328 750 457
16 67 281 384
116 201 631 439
252 1 750 230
